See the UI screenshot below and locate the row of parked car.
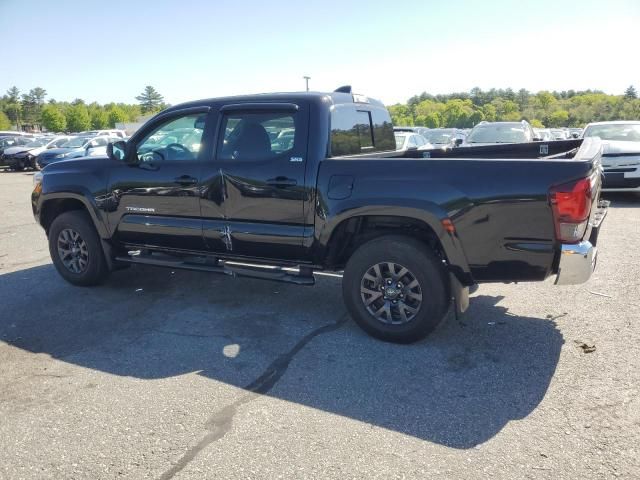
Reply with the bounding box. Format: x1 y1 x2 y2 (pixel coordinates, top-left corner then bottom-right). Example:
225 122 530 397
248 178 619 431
394 120 640 193
0 129 126 171
392 121 587 152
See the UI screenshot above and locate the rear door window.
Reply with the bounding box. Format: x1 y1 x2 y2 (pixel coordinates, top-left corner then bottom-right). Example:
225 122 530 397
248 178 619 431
217 111 300 162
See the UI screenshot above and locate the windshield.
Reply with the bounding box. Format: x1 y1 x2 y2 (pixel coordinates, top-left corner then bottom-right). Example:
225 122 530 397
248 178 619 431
466 124 529 143
394 134 407 149
61 136 92 148
24 139 48 147
422 130 454 144
583 123 640 142
50 137 70 147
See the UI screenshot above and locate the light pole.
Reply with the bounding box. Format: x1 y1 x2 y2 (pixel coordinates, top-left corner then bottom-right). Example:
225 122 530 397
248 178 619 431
303 76 310 92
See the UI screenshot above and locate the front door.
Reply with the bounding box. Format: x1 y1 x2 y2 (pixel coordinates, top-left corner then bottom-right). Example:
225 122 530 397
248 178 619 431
200 103 310 260
106 108 210 251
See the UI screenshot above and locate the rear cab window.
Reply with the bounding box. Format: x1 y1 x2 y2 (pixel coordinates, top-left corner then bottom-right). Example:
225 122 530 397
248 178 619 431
330 105 395 156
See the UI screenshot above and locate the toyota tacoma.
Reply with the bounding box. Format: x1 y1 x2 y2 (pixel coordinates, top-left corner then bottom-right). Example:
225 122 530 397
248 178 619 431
32 87 608 343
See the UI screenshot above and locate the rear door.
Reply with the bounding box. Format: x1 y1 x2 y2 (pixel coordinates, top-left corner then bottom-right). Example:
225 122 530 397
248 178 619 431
200 103 310 260
106 107 212 251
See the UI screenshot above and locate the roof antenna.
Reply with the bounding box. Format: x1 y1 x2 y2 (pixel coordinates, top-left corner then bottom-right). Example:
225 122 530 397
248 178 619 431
334 85 352 94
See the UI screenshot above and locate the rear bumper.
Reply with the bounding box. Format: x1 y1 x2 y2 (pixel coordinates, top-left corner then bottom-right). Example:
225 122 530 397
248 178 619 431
602 167 640 191
554 200 608 285
555 241 597 285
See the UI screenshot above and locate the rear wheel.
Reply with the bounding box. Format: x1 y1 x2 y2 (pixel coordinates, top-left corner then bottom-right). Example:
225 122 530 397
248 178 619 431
48 210 110 286
342 236 449 343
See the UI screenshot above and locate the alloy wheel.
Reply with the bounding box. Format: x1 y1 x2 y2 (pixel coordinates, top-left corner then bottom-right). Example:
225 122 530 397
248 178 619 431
57 228 89 274
360 262 423 325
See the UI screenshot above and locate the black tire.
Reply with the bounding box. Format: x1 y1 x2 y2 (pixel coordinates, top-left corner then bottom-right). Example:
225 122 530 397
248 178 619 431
342 235 449 343
48 210 110 286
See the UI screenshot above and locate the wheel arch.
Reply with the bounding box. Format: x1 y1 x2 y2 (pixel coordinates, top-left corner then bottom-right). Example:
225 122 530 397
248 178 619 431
317 205 473 285
40 193 108 238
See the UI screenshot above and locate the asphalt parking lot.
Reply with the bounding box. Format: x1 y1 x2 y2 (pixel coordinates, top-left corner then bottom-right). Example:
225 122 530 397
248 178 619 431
1 171 638 479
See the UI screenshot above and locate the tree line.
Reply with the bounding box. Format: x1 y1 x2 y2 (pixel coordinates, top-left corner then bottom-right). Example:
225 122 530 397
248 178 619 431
388 85 640 129
0 85 167 132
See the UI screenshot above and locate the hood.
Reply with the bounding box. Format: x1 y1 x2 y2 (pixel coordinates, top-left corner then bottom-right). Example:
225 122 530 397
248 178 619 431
601 140 640 156
42 155 110 172
600 140 640 168
3 145 34 156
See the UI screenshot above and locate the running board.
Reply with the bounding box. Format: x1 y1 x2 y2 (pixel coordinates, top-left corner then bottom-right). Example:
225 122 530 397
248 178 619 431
115 254 315 286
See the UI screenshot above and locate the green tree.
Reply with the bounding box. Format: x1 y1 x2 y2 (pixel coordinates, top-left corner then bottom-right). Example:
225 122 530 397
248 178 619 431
442 99 474 127
545 110 570 127
135 86 164 114
6 86 20 103
516 88 530 110
468 110 485 126
19 87 47 128
41 104 67 132
30 87 47 105
530 119 544 128
0 111 11 130
423 112 441 128
89 107 109 129
482 104 497 122
624 85 637 99
535 91 557 110
66 104 91 132
4 102 22 129
108 106 127 127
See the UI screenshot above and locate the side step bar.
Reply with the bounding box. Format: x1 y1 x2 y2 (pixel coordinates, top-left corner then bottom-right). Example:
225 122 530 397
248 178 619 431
115 253 315 286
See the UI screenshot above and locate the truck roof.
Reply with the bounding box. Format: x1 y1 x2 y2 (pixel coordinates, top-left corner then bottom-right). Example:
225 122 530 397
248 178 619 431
163 90 386 113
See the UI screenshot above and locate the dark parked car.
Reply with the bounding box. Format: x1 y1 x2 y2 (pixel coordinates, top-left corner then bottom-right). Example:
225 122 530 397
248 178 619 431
2 136 71 171
0 135 33 167
32 88 607 343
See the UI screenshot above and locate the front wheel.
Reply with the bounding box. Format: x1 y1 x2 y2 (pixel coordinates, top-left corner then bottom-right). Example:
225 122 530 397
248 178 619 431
48 210 110 286
342 236 449 343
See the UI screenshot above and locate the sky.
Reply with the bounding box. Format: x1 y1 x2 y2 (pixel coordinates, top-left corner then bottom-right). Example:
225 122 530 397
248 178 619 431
1 0 639 106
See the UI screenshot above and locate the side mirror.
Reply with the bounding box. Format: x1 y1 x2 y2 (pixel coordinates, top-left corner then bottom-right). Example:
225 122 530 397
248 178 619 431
454 138 463 146
107 140 128 162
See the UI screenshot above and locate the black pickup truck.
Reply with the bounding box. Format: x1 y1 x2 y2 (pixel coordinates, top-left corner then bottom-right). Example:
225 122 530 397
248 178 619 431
32 87 608 343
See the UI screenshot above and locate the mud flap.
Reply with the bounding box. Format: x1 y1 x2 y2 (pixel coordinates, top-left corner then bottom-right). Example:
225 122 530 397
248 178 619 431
450 273 470 316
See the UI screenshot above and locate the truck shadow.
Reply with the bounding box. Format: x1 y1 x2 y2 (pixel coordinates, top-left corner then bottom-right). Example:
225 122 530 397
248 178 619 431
0 263 563 449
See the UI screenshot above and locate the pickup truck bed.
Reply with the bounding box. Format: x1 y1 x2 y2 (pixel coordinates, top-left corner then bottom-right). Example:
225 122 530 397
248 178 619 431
31 88 608 343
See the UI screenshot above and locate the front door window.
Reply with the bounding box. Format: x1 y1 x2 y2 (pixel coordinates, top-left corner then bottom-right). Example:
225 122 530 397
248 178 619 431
136 114 206 163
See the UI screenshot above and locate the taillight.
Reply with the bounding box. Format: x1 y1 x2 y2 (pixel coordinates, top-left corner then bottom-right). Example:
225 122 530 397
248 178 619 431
549 177 593 243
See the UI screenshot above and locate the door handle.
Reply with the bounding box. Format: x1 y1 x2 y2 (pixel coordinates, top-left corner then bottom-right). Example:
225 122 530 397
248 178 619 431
267 176 297 187
174 175 198 185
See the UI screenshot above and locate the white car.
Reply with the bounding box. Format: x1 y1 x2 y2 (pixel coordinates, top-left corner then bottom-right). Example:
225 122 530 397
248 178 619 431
80 129 127 138
394 132 434 152
550 129 568 140
534 128 554 141
583 121 640 192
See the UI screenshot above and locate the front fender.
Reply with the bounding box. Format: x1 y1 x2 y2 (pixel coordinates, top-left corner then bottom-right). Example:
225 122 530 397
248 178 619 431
34 160 112 238
36 190 110 238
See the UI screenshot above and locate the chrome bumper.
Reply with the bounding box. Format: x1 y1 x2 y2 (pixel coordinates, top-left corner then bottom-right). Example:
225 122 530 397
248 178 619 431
555 241 597 285
555 199 608 286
